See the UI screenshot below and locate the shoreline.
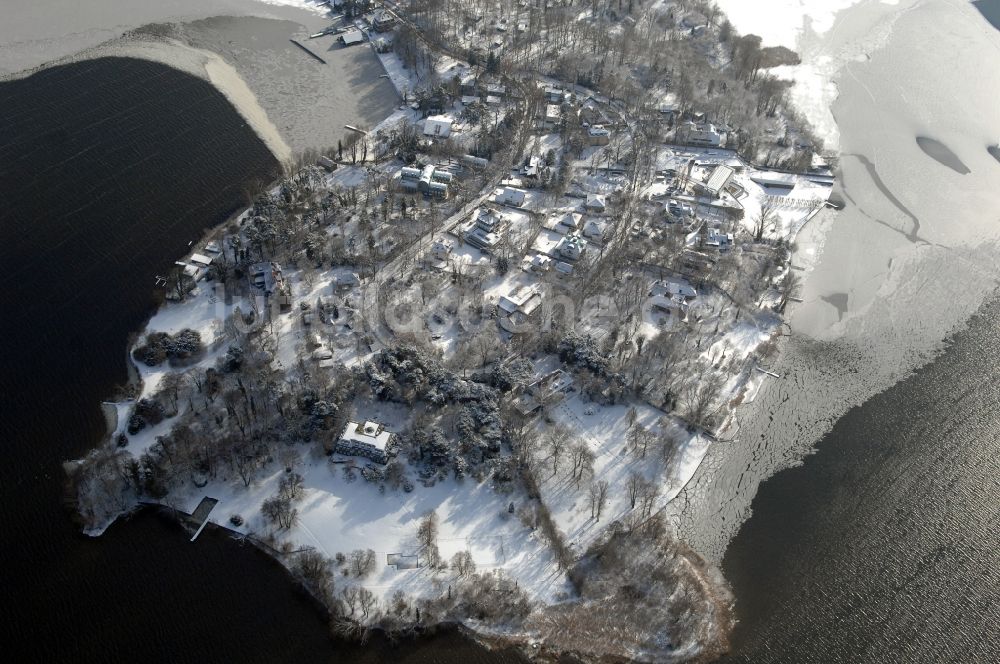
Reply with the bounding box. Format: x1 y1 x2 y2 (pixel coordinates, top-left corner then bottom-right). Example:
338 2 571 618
675 0 1000 575
0 29 293 164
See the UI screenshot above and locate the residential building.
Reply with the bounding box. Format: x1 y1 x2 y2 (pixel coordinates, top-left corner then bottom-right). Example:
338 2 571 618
677 121 723 147
705 228 734 249
543 104 562 126
423 115 453 138
650 278 697 300
523 155 543 179
250 262 284 295
552 212 582 234
587 125 611 146
495 186 526 207
498 284 543 333
649 294 690 321
585 193 607 212
525 254 553 273
339 29 365 45
554 261 575 278
465 227 502 253
431 239 454 260
556 234 587 261
543 86 564 103
372 11 396 31
582 218 605 242
333 272 360 290
474 207 505 233
333 421 393 464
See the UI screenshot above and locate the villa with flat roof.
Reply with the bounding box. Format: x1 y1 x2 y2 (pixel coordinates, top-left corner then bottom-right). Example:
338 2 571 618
334 421 393 464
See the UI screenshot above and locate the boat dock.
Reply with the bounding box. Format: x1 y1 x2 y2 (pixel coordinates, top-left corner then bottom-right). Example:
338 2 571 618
289 39 327 64
189 496 219 541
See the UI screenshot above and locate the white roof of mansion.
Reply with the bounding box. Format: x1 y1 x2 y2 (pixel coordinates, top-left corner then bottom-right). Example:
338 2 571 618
340 420 392 451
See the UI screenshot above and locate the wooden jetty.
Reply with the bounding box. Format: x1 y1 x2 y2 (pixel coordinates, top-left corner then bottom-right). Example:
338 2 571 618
189 496 219 542
755 365 781 379
289 39 327 64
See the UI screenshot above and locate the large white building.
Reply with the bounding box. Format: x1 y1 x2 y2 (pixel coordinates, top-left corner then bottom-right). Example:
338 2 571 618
423 115 454 138
334 421 393 464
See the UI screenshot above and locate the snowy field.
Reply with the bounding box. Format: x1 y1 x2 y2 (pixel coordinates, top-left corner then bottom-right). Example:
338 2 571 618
168 451 567 606
540 396 711 554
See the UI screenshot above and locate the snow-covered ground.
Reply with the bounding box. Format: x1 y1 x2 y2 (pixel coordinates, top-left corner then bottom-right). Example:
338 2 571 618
715 0 904 147
250 0 331 17
165 448 567 607
713 0 889 49
540 396 711 553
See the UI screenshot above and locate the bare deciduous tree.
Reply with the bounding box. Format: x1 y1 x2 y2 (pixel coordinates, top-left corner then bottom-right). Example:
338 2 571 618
349 548 377 578
451 550 476 578
589 479 610 521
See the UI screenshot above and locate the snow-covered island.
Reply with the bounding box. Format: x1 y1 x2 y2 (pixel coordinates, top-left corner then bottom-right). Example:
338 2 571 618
68 1 834 661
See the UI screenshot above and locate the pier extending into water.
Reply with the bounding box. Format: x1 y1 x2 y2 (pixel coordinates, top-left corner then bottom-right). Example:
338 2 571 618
289 39 326 64
189 497 219 541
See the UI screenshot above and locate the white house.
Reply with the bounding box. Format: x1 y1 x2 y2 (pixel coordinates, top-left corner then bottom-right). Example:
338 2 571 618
333 421 393 464
189 253 213 268
523 155 543 179
465 227 502 253
705 228 734 249
495 186 527 207
543 104 562 126
552 212 582 234
554 261 574 278
582 218 605 242
339 29 365 45
498 284 544 333
585 194 607 212
556 234 587 261
423 115 454 138
678 122 722 148
333 272 360 290
588 125 611 146
430 239 453 260
525 254 553 273
543 86 564 103
651 278 697 300
474 207 505 233
250 262 284 295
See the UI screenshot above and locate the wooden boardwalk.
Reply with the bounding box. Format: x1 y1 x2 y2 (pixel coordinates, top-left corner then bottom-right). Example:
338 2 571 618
189 497 219 541
289 39 327 64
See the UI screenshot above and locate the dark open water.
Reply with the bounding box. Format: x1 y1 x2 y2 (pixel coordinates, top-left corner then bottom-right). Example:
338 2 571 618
721 296 1000 662
0 57 525 663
